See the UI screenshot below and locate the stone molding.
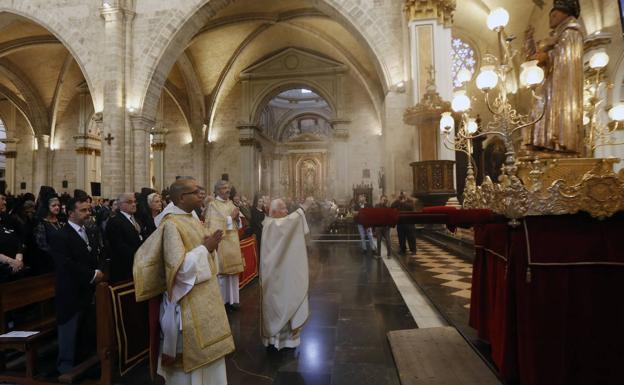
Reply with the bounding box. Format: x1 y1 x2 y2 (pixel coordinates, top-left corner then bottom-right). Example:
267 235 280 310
75 147 101 156
404 0 456 27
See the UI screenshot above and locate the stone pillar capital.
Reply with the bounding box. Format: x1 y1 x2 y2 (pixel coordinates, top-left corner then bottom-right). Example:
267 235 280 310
332 127 349 141
36 134 51 149
129 114 155 132
99 0 135 21
404 0 455 27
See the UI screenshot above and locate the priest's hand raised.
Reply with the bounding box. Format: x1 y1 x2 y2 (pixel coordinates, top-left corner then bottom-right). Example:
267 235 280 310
301 196 315 212
204 229 223 252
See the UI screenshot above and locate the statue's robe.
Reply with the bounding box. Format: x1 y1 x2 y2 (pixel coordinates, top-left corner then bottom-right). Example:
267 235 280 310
531 16 586 155
260 208 310 349
204 197 244 305
134 203 234 383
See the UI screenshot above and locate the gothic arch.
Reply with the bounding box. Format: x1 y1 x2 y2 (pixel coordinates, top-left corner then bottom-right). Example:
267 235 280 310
250 81 338 129
137 0 396 127
0 9 98 110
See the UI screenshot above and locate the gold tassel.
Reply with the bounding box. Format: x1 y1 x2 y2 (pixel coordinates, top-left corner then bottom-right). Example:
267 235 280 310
526 266 532 283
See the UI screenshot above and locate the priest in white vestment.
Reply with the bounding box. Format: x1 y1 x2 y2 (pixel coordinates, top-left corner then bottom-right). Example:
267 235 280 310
260 197 313 349
204 180 245 308
134 178 235 385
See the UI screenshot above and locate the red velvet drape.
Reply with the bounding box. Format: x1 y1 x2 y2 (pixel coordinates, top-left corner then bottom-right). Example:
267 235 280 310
471 214 624 385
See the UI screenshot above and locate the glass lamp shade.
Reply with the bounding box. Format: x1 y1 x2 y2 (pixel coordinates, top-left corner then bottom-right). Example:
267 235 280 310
519 60 545 88
589 51 609 70
457 68 473 85
608 104 624 122
466 118 478 134
440 112 455 133
487 8 509 30
476 66 498 91
451 91 471 113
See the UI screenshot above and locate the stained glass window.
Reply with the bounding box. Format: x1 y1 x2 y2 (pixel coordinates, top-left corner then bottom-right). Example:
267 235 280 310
0 119 6 174
451 38 476 88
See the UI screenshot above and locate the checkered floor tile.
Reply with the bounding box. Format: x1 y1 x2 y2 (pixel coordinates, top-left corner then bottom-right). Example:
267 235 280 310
392 237 473 310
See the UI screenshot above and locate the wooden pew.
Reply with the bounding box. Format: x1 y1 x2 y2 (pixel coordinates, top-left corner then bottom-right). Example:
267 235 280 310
0 273 57 385
96 280 150 385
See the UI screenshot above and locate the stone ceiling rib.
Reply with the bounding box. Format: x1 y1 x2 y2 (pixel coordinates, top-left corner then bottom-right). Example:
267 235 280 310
0 58 48 135
164 80 192 130
176 52 206 140
0 83 35 135
205 22 273 141
0 35 60 59
192 8 326 39
49 53 73 145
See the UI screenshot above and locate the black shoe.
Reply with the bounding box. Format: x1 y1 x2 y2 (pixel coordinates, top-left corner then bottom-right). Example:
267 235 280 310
230 303 240 311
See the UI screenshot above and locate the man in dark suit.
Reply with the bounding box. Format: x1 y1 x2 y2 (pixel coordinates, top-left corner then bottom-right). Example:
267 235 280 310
105 192 144 283
49 197 103 374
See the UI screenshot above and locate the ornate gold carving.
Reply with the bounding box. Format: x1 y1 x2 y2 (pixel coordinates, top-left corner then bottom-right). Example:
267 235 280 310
404 77 451 125
151 143 166 151
239 138 261 150
404 0 456 27
75 147 101 156
463 158 624 223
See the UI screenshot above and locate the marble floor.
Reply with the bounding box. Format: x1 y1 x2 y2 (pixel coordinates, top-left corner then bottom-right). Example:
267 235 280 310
222 242 419 385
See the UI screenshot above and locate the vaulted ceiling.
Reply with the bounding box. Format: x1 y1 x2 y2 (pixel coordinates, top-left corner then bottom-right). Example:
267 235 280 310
0 12 89 136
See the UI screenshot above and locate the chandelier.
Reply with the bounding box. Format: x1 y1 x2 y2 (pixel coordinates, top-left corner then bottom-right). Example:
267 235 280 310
439 7 624 226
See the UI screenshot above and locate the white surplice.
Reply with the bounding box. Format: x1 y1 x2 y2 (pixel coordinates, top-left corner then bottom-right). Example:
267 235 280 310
155 203 227 385
260 208 310 350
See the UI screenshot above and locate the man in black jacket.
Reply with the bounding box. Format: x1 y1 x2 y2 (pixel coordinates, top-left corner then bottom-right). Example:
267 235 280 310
49 197 103 374
105 192 144 283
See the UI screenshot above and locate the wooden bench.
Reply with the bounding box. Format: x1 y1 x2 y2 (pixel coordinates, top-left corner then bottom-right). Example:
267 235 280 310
0 273 58 384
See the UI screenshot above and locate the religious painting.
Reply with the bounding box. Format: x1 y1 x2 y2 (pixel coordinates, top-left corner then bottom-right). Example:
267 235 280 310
291 154 326 199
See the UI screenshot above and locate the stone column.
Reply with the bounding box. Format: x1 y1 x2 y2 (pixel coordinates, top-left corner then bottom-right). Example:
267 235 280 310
74 135 102 193
151 128 168 192
100 2 132 198
33 134 50 192
237 124 261 197
130 114 154 191
271 152 283 197
331 124 349 200
405 0 455 162
2 138 18 194
74 84 101 192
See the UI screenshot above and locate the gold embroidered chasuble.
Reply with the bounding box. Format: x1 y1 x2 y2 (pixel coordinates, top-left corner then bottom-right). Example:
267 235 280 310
204 199 244 275
134 213 234 373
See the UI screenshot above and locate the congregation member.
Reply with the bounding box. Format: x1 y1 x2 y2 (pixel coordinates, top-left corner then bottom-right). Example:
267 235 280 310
391 192 417 256
143 192 163 237
0 191 25 282
134 178 234 384
374 195 393 258
204 180 244 309
352 194 377 255
33 187 65 274
48 197 104 374
260 197 313 350
105 193 144 283
250 194 266 255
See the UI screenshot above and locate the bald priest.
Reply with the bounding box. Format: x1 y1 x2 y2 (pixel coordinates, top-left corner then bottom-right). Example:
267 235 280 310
260 197 313 350
134 178 234 385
